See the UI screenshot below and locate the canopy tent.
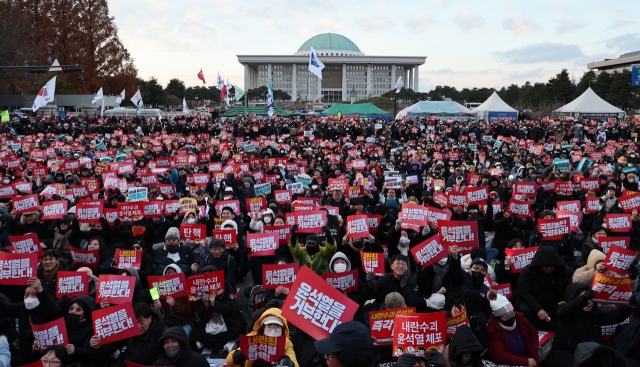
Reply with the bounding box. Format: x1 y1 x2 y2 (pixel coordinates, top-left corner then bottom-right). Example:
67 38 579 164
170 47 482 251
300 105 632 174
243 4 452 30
321 102 391 120
397 101 475 120
396 106 410 119
221 105 294 117
470 91 518 121
554 87 625 120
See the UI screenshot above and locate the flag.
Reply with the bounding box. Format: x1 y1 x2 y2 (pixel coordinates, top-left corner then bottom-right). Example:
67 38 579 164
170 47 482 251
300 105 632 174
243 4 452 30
92 87 103 104
198 69 206 84
0 110 9 123
100 98 104 118
32 76 56 112
308 46 325 79
220 84 227 100
266 83 274 118
234 84 245 100
182 98 189 114
115 89 126 104
225 79 232 106
217 72 224 90
131 89 143 116
395 76 403 94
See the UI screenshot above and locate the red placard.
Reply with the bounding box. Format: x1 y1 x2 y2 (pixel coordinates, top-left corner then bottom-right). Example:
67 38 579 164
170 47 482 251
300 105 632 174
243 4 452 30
263 225 292 245
247 233 279 256
360 251 385 276
426 206 452 225
113 249 142 270
514 182 537 197
11 194 39 214
69 247 99 268
0 184 16 199
215 200 241 216
139 174 158 186
96 274 136 305
393 312 446 356
56 271 89 298
0 252 38 285
538 218 570 240
540 181 557 193
92 303 141 345
606 214 632 233
584 197 601 214
32 317 68 350
556 200 581 212
246 197 267 214
212 229 237 249
281 266 359 340
556 210 579 231
600 236 630 254
346 215 369 238
9 233 43 257
438 220 479 253
604 246 638 274
186 270 225 300
274 190 293 204
14 181 33 194
262 263 300 289
71 185 89 198
506 199 530 219
41 200 68 220
504 246 538 273
447 192 466 207
411 234 447 269
591 273 633 304
465 186 488 204
294 210 326 233
158 183 176 197
117 202 144 219
328 178 349 191
538 331 555 346
493 283 512 299
322 270 359 294
180 224 207 244
163 200 179 215
143 201 163 218
147 272 188 299
367 214 382 232
446 310 470 338
579 178 600 192
400 204 428 229
76 202 103 224
239 335 286 364
619 193 640 213
369 307 416 346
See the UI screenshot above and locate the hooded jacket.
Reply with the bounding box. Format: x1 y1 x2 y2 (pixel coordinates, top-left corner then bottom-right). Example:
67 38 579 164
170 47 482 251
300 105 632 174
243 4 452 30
153 326 209 367
444 324 484 367
289 231 337 275
157 264 196 327
64 296 98 366
573 250 638 291
574 342 628 367
225 308 298 367
329 251 351 272
115 309 166 367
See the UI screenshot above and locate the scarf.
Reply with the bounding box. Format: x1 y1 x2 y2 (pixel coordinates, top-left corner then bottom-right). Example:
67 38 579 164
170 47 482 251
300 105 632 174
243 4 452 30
432 262 448 293
52 228 73 254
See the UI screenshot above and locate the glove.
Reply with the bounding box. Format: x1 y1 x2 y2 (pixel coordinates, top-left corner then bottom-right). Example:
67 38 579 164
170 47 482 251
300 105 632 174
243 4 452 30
422 225 430 236
232 350 247 365
291 224 298 232
425 292 445 310
395 218 402 230
629 264 639 279
366 271 376 287
582 289 595 301
400 270 409 287
534 232 543 241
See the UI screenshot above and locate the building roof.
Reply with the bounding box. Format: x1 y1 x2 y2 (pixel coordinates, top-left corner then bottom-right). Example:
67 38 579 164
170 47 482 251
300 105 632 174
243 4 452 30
471 91 517 113
297 33 361 53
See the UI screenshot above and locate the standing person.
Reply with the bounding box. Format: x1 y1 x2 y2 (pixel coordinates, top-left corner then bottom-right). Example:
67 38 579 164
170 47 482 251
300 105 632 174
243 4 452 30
153 326 209 367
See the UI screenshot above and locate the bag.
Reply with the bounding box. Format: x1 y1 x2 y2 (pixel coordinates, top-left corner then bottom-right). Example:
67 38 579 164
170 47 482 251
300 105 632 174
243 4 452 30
205 314 228 335
538 335 554 361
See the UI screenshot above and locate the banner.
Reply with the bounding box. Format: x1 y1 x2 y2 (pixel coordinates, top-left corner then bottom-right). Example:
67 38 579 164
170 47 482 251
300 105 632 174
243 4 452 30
322 270 359 294
619 193 640 213
76 202 103 224
294 210 326 233
186 270 225 301
579 178 600 192
239 335 286 364
143 201 163 218
410 234 447 269
591 273 633 304
69 247 99 268
32 317 68 349
56 271 89 298
41 200 68 220
281 266 359 340
147 272 187 299
11 194 39 214
538 218 570 240
556 200 581 212
370 307 416 346
446 310 469 338
215 199 240 216
180 224 207 244
263 225 292 245
438 220 478 253
96 274 136 305
262 263 300 289
506 199 530 219
254 183 271 196
92 303 141 345
0 252 37 285
8 233 43 257
247 233 279 256
346 215 369 238
606 214 632 233
514 182 537 197
393 312 446 356
504 246 538 273
212 229 237 249
600 236 630 254
113 249 142 270
117 202 144 219
604 246 638 274
360 251 385 276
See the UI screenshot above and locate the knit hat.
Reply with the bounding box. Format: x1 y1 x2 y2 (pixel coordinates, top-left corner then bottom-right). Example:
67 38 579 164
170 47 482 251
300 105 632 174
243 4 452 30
165 227 180 240
384 292 406 309
487 290 513 317
540 210 556 218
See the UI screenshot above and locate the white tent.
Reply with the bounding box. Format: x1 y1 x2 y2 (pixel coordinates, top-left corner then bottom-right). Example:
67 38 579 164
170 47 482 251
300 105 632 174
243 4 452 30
554 87 625 119
471 91 518 120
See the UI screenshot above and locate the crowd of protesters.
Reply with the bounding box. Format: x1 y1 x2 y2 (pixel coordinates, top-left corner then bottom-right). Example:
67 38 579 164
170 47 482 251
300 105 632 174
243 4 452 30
0 111 639 367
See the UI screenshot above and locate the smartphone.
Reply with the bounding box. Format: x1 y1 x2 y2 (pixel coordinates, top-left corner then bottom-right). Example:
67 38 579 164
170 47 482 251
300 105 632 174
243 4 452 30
150 287 160 301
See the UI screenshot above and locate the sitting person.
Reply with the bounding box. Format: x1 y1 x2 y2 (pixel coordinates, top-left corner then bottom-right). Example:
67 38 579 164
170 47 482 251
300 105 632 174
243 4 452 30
152 264 196 336
153 326 209 367
572 249 638 291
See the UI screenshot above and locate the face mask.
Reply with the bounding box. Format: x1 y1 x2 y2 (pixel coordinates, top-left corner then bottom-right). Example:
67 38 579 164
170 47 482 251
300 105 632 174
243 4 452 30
3 179 9 185
224 195 232 200
470 271 485 285
592 238 598 244
437 257 448 266
132 226 146 237
306 244 320 255
164 345 181 358
264 329 282 337
500 316 516 327
24 297 40 310
263 216 272 224
351 240 364 249
312 185 318 190
269 205 278 211
187 218 197 224
334 263 347 273
156 196 164 200
449 169 454 173
398 237 410 247
166 245 180 254
67 313 82 325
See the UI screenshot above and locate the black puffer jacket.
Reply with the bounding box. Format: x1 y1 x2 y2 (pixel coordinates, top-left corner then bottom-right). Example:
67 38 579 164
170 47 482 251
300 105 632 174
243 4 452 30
64 296 100 366
153 326 209 367
154 244 194 275
115 309 166 367
445 324 484 367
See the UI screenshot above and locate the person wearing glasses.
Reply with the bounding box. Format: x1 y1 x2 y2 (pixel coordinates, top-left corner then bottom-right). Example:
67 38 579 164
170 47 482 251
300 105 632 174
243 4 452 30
154 227 194 275
40 345 67 367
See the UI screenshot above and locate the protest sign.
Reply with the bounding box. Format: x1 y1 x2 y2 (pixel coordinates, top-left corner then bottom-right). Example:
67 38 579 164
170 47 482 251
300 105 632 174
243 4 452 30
263 225 292 245
41 201 68 220
11 194 39 214
0 252 37 285
556 210 580 231
600 236 630 254
255 183 271 196
0 184 16 199
465 186 488 204
76 202 103 224
294 210 326 233
604 246 638 274
370 307 416 346
246 197 267 214
179 197 197 213
346 215 369 238
96 274 136 305
215 199 240 216
591 273 633 305
56 271 89 298
117 202 144 219
186 270 225 300
514 182 537 197
493 283 512 299
538 218 570 240
322 270 359 294
128 187 148 202
247 233 279 256
367 214 382 232
506 199 530 219
262 263 300 289
446 310 469 339
410 234 447 269
180 224 207 244
619 193 640 213
143 201 163 218
212 229 237 249
92 303 141 345
239 335 286 364
579 178 600 192
286 182 304 194
113 249 142 270
606 214 632 233
8 233 43 257
556 200 581 212
425 206 452 225
360 251 385 276
504 246 538 273
69 247 99 268
438 220 478 253
147 272 188 299
393 312 446 356
274 190 293 204
584 197 601 214
32 318 68 350
400 204 428 230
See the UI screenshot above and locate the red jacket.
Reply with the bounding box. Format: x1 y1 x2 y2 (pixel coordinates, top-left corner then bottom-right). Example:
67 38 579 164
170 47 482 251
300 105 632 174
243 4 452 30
484 312 540 366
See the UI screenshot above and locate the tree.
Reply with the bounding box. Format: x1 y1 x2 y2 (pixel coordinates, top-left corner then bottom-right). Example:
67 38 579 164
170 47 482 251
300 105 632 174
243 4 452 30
592 71 613 102
166 79 186 99
138 77 166 107
573 70 596 99
273 89 291 102
547 69 575 104
607 70 634 110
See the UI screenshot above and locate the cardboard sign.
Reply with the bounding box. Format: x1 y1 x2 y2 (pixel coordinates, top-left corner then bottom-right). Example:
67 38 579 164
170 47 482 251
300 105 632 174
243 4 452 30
438 220 478 253
400 204 428 229
0 252 38 285
393 312 446 356
212 229 237 249
69 247 99 268
215 199 241 216
263 225 292 245
360 251 385 276
426 206 452 225
262 263 300 289
584 197 601 214
56 271 89 298
254 183 271 196
600 236 630 254
11 194 39 214
504 246 538 273
113 249 142 270
446 310 469 338
76 202 103 224
274 190 293 204
147 272 188 299
346 215 369 238
41 200 68 220
591 273 633 305
606 214 632 233
294 210 326 233
281 266 359 340
128 187 148 202
8 233 43 257
411 234 447 269
604 246 638 274
506 199 530 219
180 224 207 244
493 283 512 299
32 317 68 349
117 202 144 219
92 303 141 345
538 218 570 240
247 233 279 256
465 186 488 204
96 274 136 305
186 270 225 300
322 269 359 294
370 307 416 346
556 200 581 212
619 193 640 213
239 335 286 364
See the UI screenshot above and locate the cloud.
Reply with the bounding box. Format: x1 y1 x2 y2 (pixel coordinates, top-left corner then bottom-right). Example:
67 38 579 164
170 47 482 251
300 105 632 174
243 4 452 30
604 33 640 54
509 67 546 79
315 16 351 32
502 17 539 37
424 0 450 5
555 22 585 35
407 12 438 32
356 14 392 31
494 42 585 64
608 18 637 29
453 9 485 31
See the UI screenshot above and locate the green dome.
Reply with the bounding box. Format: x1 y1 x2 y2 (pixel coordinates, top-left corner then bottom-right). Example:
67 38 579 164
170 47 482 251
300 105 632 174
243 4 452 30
297 33 361 53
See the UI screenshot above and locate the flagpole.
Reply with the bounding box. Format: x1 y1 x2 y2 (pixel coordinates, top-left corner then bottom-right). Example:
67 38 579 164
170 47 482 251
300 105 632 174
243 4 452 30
244 89 247 118
307 71 310 109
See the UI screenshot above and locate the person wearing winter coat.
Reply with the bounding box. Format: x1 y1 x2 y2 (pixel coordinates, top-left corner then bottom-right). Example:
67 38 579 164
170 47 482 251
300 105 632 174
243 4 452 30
289 226 337 275
154 227 195 275
573 249 638 291
152 264 196 336
61 296 99 366
249 208 275 233
226 308 298 367
71 236 113 275
195 239 237 289
116 268 149 305
37 249 70 297
368 254 418 308
443 324 484 367
153 326 209 367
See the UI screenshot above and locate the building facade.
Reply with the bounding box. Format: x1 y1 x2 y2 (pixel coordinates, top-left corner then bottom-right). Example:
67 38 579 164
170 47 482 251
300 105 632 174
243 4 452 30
237 33 426 103
588 50 640 74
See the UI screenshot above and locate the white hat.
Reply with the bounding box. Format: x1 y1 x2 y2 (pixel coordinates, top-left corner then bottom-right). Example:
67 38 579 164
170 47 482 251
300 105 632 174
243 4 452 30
488 290 513 317
261 315 284 327
225 187 233 193
67 206 76 214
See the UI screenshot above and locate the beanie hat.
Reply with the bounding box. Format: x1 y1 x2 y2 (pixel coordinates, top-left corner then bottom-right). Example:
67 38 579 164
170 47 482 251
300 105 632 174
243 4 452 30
165 227 180 240
487 290 513 317
541 210 556 218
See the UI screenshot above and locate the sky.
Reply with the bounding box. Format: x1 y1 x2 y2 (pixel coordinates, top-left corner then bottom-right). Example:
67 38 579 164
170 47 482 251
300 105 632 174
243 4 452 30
109 0 640 95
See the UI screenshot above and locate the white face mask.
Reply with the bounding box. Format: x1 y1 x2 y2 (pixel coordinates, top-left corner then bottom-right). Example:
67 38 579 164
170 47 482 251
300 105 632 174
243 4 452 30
187 218 197 224
399 237 410 247
312 185 318 190
334 263 347 273
24 297 39 310
224 195 232 200
264 329 282 337
3 179 9 185
263 216 272 224
156 196 163 200
592 237 598 244
437 257 448 266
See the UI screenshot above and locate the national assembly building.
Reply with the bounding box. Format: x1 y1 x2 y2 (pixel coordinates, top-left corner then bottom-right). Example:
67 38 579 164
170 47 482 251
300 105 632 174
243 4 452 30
237 33 427 103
